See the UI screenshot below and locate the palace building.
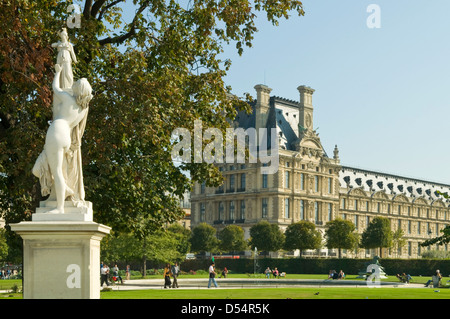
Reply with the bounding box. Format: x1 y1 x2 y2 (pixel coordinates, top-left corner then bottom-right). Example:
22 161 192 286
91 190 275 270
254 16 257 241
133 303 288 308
190 84 450 259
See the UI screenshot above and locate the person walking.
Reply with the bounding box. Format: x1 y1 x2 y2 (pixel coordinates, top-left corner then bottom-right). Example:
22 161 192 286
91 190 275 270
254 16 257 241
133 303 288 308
171 262 180 288
208 262 218 288
100 264 110 287
126 265 130 281
112 264 123 284
163 263 172 288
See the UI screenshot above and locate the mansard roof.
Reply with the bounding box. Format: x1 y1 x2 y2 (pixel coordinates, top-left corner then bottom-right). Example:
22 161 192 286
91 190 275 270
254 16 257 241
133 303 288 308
233 96 328 155
339 166 450 204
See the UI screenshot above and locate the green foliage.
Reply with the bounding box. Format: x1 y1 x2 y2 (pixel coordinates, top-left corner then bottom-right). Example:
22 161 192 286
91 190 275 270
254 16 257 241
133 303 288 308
360 217 393 256
392 228 407 257
325 218 359 258
420 249 450 259
167 223 192 259
0 229 8 262
101 225 191 265
189 222 219 254
0 0 305 250
284 221 322 256
182 257 450 277
420 225 450 247
218 224 248 253
249 220 285 254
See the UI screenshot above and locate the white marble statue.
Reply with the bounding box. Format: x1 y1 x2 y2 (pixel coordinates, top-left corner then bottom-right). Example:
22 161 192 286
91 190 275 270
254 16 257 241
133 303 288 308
32 30 92 214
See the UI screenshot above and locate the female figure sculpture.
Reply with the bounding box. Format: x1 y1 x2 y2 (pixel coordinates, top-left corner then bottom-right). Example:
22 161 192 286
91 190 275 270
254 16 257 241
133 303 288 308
32 29 92 214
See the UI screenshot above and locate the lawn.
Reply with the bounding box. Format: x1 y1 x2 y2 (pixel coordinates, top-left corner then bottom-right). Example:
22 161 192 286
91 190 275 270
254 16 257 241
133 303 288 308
2 275 450 299
100 273 450 299
100 287 450 299
0 279 23 299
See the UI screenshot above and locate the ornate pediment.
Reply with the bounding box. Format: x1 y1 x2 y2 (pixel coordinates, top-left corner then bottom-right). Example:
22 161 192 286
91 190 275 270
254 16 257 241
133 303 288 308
291 128 324 158
412 197 429 205
431 199 446 207
392 194 409 203
348 187 368 197
371 190 389 200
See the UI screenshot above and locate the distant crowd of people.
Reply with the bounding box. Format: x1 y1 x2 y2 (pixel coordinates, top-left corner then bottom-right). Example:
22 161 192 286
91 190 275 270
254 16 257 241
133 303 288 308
264 267 286 278
100 262 130 287
0 268 15 279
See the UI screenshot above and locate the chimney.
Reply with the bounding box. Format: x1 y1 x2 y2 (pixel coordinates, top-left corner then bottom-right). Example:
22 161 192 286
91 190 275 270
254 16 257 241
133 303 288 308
254 84 272 131
297 85 315 131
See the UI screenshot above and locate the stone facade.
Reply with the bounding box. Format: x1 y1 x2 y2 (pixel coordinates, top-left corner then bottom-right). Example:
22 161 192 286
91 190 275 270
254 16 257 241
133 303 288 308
190 84 450 259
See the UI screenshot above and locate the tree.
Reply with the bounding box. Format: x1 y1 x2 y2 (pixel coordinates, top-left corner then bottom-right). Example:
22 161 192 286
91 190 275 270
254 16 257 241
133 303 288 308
101 226 188 277
325 218 359 259
392 228 406 257
167 223 192 261
218 224 248 254
420 225 450 248
420 191 450 248
284 221 322 258
360 217 393 258
189 223 219 256
249 220 284 256
0 0 305 248
0 229 8 262
100 231 138 264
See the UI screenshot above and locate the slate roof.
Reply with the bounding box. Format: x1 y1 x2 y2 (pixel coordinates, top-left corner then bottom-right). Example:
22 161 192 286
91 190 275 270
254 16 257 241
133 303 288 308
339 166 450 203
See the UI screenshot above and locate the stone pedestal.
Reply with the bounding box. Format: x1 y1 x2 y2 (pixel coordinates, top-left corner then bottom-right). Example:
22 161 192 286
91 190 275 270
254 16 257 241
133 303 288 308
10 201 111 299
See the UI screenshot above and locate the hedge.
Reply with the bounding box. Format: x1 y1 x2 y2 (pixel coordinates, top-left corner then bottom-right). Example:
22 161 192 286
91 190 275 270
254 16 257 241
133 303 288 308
179 258 450 277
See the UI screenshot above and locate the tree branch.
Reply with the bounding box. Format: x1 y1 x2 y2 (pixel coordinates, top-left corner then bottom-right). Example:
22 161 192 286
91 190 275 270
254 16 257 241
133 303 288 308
91 0 108 19
83 0 93 19
97 0 125 21
97 0 150 46
98 28 136 45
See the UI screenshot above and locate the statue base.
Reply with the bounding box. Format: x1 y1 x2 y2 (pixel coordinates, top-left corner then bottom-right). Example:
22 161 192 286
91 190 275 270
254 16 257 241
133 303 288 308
10 220 111 299
33 200 93 222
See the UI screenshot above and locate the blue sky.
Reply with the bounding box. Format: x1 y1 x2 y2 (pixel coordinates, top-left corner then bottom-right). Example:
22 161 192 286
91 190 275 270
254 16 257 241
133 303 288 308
220 0 450 184
109 0 450 184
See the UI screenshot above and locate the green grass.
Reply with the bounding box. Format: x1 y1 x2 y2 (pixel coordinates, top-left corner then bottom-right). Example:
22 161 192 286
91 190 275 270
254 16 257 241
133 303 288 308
100 273 450 299
100 287 450 299
2 275 449 299
0 279 22 291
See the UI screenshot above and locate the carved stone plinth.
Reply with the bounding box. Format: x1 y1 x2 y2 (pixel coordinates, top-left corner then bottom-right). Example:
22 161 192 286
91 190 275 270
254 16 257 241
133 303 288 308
10 221 111 299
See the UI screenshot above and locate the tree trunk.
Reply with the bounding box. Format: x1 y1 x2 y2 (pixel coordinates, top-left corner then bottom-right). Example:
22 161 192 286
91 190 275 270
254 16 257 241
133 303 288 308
142 239 147 278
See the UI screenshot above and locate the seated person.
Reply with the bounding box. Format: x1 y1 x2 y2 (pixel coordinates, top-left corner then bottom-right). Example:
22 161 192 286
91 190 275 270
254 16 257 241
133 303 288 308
272 267 279 278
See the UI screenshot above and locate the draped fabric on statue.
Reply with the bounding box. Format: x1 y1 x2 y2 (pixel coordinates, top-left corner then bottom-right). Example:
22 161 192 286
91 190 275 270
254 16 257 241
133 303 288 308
65 108 88 205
